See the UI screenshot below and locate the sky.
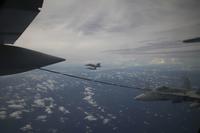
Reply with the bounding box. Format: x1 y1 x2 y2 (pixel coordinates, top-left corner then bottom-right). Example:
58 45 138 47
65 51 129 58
16 0 200 68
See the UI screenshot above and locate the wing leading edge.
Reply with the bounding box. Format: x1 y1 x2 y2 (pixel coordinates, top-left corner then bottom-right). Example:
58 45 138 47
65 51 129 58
0 0 66 76
0 0 44 44
0 45 65 76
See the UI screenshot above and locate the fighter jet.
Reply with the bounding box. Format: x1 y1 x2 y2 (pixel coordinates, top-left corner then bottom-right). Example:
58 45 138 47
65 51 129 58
85 63 101 70
134 78 200 108
182 37 200 43
0 0 65 76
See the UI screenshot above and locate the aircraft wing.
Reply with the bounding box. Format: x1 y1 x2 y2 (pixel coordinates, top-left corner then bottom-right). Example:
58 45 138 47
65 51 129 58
0 0 66 76
0 0 44 44
185 91 200 101
85 64 95 67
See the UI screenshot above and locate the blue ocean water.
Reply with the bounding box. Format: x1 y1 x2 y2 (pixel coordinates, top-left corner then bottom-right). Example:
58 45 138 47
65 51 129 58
0 66 199 133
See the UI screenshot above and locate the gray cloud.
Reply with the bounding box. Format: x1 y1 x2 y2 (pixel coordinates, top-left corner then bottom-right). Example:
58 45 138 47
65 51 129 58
20 124 33 132
108 40 200 56
16 0 200 66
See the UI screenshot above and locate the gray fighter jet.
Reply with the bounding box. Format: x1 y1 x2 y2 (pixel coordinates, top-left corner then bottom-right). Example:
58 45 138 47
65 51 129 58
85 63 101 70
182 37 200 43
0 0 65 76
134 78 200 108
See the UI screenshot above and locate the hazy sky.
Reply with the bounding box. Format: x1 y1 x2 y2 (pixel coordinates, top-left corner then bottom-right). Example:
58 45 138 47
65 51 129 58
16 0 200 68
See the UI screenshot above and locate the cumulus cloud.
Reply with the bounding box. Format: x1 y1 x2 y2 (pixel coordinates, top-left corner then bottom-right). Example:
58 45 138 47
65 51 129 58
103 118 110 125
82 87 116 124
20 124 33 132
58 106 70 114
33 97 56 114
9 111 23 119
8 104 24 109
36 115 48 122
36 79 58 92
45 107 53 114
84 115 98 121
83 87 97 107
33 99 46 107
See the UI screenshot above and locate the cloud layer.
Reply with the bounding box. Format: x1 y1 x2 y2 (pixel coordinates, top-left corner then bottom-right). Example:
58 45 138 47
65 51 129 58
16 0 200 67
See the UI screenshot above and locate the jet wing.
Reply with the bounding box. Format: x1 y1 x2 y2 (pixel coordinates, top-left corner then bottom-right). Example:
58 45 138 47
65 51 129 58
0 0 44 44
0 45 65 75
0 0 66 76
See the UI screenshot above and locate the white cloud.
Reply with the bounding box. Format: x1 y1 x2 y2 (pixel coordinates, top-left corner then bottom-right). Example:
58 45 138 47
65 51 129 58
83 87 97 107
35 80 58 92
45 107 53 114
82 87 117 124
33 99 45 107
36 115 47 122
58 106 70 114
20 124 33 132
8 104 24 109
84 115 98 121
33 97 56 114
9 111 23 119
103 118 110 125
7 99 26 110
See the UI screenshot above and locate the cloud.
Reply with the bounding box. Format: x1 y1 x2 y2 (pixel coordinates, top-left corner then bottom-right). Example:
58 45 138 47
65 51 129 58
36 79 58 92
36 115 48 122
110 40 199 53
20 124 33 132
103 118 110 125
107 38 200 67
9 111 23 119
82 87 117 125
33 99 46 107
108 40 200 58
83 87 97 107
45 107 53 114
84 115 98 121
58 106 70 114
33 97 56 114
17 0 200 66
8 104 24 109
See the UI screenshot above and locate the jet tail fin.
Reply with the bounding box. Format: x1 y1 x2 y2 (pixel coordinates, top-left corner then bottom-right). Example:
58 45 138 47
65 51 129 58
96 63 101 67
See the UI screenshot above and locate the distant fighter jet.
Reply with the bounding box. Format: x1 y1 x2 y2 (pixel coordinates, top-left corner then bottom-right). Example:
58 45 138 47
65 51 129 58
134 78 200 108
85 63 101 70
182 37 200 43
0 0 65 75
